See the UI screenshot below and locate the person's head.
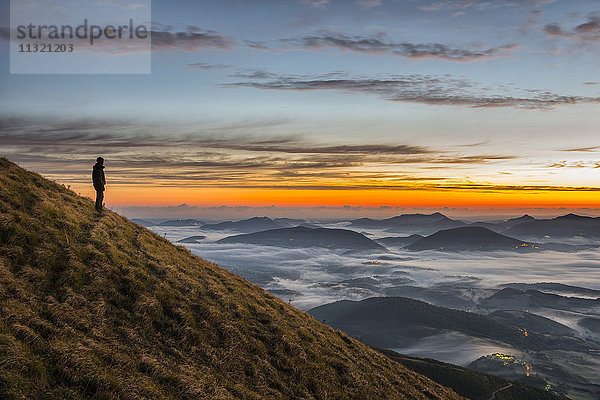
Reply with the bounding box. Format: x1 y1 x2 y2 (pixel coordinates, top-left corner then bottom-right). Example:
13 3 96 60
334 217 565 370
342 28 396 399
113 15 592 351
96 157 104 165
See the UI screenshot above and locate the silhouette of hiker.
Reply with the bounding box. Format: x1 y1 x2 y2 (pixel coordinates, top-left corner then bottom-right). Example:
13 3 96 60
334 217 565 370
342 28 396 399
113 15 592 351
92 157 106 212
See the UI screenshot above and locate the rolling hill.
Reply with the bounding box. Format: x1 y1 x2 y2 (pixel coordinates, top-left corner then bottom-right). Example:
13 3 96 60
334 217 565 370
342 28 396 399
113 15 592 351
217 226 387 252
0 159 461 399
499 282 600 299
157 218 204 226
308 297 591 353
480 288 600 312
176 235 207 244
487 310 575 336
349 212 466 235
309 296 597 398
308 297 536 349
504 213 600 239
405 227 532 252
376 234 425 248
201 216 283 233
502 214 537 228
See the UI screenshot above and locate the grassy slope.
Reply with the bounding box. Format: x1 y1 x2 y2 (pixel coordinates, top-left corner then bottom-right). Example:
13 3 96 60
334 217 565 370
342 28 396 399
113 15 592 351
0 158 463 400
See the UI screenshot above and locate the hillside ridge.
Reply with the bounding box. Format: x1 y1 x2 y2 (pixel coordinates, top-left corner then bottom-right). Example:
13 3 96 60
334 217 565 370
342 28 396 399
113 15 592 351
0 158 462 399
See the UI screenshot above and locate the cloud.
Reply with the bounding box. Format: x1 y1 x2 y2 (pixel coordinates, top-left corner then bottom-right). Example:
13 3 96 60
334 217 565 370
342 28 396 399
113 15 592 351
3 117 595 194
419 0 555 12
151 26 233 51
299 0 330 8
0 116 428 156
279 33 517 61
546 160 599 169
418 0 492 12
0 24 516 63
231 69 280 79
228 71 600 109
542 23 567 37
186 63 231 70
357 0 382 8
0 116 527 190
574 16 600 36
0 25 233 53
243 40 281 52
542 16 600 41
562 146 600 152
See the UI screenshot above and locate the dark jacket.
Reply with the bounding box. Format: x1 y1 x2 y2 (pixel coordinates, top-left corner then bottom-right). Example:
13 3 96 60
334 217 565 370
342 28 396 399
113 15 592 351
92 163 106 190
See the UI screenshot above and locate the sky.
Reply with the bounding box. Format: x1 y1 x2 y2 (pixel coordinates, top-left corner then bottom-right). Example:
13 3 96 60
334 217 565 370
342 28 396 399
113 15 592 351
1 0 599 217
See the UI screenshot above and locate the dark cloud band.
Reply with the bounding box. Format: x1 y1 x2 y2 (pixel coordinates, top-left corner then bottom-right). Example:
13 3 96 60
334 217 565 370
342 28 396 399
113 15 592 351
279 34 517 61
228 72 600 109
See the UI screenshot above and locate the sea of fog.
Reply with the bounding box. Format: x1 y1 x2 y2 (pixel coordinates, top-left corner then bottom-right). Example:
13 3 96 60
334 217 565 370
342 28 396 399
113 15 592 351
149 224 600 311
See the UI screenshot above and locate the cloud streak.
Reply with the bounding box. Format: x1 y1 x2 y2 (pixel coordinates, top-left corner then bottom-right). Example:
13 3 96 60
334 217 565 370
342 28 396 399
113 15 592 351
228 72 600 109
0 117 430 155
0 25 233 54
419 0 556 12
299 0 331 8
0 117 527 190
151 26 233 51
279 33 517 61
357 0 382 8
3 117 597 195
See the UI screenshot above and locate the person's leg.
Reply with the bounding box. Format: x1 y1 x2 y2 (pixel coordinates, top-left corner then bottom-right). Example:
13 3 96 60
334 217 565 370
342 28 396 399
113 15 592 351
95 189 104 211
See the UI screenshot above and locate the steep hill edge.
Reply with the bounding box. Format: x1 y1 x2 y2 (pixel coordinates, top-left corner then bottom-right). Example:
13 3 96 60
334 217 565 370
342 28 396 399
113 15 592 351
0 159 462 399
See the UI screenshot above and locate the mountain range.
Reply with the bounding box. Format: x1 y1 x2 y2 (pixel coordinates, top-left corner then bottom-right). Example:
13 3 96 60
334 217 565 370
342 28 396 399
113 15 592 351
158 218 205 226
349 212 466 235
405 227 529 252
379 226 596 253
503 213 600 239
308 296 599 397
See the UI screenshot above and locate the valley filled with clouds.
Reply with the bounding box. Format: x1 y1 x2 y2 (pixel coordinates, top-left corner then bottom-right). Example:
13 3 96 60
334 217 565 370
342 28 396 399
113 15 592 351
141 213 600 398
147 221 600 309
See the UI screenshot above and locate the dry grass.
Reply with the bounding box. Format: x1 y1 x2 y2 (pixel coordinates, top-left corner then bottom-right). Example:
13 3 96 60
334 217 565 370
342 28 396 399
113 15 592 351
0 158 463 400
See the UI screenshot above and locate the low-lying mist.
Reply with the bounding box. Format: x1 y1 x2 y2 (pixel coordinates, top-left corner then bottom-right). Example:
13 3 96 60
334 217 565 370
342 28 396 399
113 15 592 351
150 225 600 311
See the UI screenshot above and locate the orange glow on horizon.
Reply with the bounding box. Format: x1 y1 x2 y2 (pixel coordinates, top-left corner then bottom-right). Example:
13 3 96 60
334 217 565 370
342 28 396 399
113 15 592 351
74 184 600 209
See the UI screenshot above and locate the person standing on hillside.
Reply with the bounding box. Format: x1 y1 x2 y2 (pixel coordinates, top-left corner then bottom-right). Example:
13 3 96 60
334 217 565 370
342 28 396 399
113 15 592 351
92 157 106 212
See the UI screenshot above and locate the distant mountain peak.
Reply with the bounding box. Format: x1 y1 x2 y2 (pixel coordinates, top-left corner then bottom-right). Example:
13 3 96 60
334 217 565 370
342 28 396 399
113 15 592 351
510 214 535 221
406 226 529 252
554 213 590 220
247 216 273 221
504 212 599 239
